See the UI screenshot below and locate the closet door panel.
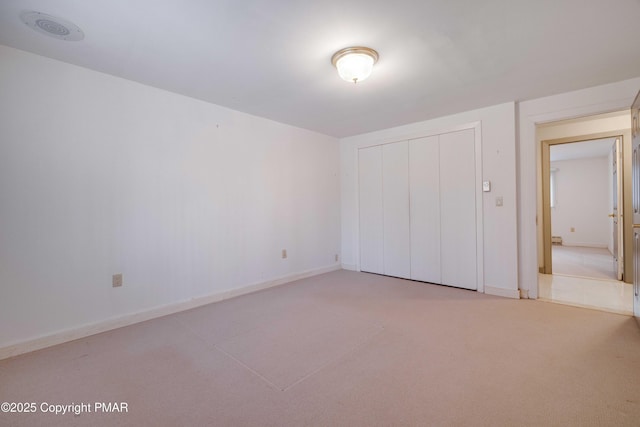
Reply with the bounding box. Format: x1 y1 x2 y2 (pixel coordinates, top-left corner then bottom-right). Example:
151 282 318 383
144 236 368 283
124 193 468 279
409 136 441 283
358 146 384 274
382 141 411 278
439 129 477 290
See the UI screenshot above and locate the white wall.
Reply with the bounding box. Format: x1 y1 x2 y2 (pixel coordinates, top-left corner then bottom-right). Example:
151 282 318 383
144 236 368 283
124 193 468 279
550 157 609 247
340 103 519 296
0 45 341 350
518 77 640 298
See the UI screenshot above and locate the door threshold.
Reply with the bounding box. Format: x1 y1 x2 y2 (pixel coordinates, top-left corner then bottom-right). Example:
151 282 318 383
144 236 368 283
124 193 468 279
538 273 633 316
551 272 621 283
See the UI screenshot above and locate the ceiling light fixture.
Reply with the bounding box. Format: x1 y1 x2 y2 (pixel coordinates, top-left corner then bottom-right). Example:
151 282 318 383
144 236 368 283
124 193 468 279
331 47 379 84
20 11 85 41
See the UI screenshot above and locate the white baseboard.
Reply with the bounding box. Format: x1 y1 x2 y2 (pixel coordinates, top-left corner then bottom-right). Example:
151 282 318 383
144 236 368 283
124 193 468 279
341 263 358 271
485 285 520 299
0 264 341 361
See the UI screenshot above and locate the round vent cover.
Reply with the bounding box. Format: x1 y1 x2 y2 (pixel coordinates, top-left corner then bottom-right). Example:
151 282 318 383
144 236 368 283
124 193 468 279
20 11 84 41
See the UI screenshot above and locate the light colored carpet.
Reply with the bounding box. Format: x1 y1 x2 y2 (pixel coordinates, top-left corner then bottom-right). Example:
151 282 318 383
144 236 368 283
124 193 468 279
1 270 640 426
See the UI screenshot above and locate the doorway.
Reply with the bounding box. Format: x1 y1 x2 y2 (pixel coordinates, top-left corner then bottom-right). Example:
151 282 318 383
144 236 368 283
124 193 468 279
543 137 622 280
537 112 634 314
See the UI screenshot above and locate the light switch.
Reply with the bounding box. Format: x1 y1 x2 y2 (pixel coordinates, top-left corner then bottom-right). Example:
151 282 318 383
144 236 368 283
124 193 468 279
483 181 491 192
495 196 503 207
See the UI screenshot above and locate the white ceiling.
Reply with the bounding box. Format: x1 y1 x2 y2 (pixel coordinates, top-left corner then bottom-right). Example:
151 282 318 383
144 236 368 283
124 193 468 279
550 138 616 162
1 0 640 137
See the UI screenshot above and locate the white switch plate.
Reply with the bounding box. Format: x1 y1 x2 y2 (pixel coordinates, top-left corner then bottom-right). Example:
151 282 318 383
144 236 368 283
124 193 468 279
496 196 503 207
483 181 491 192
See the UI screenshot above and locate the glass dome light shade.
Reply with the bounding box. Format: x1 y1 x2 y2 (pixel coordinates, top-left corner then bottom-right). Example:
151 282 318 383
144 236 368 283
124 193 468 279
331 47 379 84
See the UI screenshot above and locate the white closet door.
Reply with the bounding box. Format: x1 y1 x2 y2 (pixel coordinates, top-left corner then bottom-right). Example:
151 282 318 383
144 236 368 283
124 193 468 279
439 129 477 290
382 141 411 278
409 136 441 283
358 146 384 274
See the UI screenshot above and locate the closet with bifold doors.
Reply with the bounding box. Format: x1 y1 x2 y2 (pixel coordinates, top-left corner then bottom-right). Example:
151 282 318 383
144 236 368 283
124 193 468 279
358 127 482 291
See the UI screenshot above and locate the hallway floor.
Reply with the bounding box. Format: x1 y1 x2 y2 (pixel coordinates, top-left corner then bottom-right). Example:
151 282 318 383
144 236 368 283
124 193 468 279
538 273 633 315
552 245 617 280
543 245 632 315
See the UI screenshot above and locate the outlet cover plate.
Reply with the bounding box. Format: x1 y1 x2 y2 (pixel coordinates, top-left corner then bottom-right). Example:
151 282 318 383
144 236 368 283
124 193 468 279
112 274 123 287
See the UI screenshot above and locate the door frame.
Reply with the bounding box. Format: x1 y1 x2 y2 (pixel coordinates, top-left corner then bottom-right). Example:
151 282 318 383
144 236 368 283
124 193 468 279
540 130 629 280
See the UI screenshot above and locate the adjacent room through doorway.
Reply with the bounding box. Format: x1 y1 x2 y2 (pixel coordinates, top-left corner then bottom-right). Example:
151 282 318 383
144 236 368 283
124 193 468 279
537 112 634 315
549 138 619 280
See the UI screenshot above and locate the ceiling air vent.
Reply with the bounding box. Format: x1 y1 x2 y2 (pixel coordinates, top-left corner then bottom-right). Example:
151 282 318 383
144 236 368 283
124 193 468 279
20 11 84 41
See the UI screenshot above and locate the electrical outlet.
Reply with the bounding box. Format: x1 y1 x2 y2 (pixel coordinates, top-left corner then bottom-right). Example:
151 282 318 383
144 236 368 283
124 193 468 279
495 196 503 207
282 249 287 259
112 273 123 288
